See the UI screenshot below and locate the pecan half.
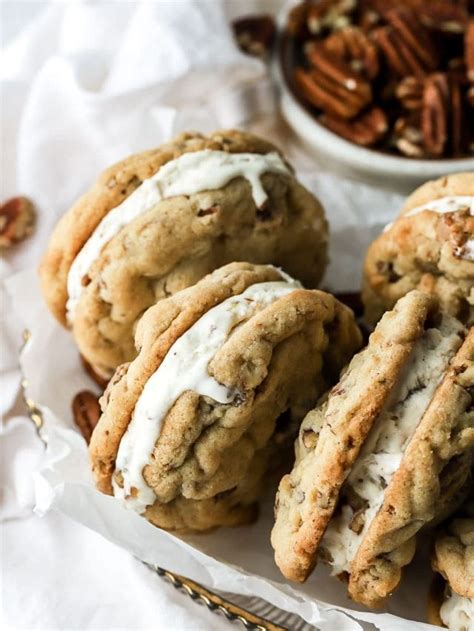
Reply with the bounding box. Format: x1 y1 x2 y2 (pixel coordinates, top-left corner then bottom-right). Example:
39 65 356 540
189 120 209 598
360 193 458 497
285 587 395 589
232 14 275 58
72 390 101 443
373 8 438 78
321 106 388 146
359 7 381 33
300 43 372 118
0 196 36 249
422 73 449 155
325 26 379 79
393 114 426 157
466 20 474 82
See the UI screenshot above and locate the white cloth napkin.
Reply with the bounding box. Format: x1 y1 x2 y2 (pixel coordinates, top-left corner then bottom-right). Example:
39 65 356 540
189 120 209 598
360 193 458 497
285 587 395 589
1 2 405 629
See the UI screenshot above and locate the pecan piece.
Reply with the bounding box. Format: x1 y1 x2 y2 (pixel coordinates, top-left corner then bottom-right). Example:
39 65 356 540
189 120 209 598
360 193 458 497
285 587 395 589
0 196 36 249
302 428 318 450
325 26 379 79
349 507 366 534
468 85 474 108
232 14 276 58
395 76 423 111
437 209 474 260
422 72 465 156
419 1 469 34
321 106 388 146
72 390 101 444
449 77 464 155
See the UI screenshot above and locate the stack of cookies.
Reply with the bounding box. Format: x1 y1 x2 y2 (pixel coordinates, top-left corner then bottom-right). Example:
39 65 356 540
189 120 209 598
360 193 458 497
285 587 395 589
40 130 328 379
272 292 473 608
40 128 473 628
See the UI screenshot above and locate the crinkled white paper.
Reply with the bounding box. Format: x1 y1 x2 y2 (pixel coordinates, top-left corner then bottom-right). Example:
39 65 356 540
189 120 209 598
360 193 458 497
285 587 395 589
3 1 441 629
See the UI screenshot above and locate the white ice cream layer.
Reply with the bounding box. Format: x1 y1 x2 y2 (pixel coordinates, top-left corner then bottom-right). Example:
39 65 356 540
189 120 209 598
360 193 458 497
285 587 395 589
405 195 474 218
383 196 474 262
113 274 301 513
66 150 292 320
321 315 464 575
440 588 474 631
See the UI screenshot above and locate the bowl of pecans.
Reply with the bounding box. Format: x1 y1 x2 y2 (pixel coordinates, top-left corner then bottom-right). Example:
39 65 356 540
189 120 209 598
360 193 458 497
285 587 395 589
277 0 474 187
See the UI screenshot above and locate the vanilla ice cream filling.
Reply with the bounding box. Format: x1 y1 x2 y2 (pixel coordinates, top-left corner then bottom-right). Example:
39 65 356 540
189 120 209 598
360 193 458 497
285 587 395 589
405 195 474 218
440 588 474 631
112 273 301 513
320 315 464 575
382 195 474 262
66 150 292 321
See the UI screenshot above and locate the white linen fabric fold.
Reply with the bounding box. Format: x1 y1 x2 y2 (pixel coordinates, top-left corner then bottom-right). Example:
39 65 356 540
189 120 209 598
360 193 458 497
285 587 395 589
1 2 407 629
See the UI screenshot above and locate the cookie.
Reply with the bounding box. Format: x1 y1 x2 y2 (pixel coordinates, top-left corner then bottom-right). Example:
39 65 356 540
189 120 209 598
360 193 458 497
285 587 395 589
40 130 328 379
272 290 473 607
428 492 474 630
89 262 362 532
363 172 474 328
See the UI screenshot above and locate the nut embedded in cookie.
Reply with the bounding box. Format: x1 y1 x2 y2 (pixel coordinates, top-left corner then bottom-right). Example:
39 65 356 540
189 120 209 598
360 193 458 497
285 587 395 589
89 262 362 533
362 172 474 328
272 290 474 607
39 129 329 380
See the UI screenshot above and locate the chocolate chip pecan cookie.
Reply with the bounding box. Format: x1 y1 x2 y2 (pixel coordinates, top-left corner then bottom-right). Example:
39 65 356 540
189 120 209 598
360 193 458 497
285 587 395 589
428 492 474 630
89 263 361 533
272 290 473 607
363 172 474 328
40 130 328 379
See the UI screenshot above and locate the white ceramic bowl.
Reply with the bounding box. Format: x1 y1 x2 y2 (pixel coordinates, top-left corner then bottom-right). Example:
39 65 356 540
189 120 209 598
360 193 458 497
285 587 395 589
275 6 474 192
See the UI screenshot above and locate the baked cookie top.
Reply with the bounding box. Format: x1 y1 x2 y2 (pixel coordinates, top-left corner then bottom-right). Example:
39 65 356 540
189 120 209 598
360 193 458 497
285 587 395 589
89 262 361 532
434 518 474 599
433 488 474 600
272 290 473 607
430 494 474 631
363 172 474 327
40 129 328 377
